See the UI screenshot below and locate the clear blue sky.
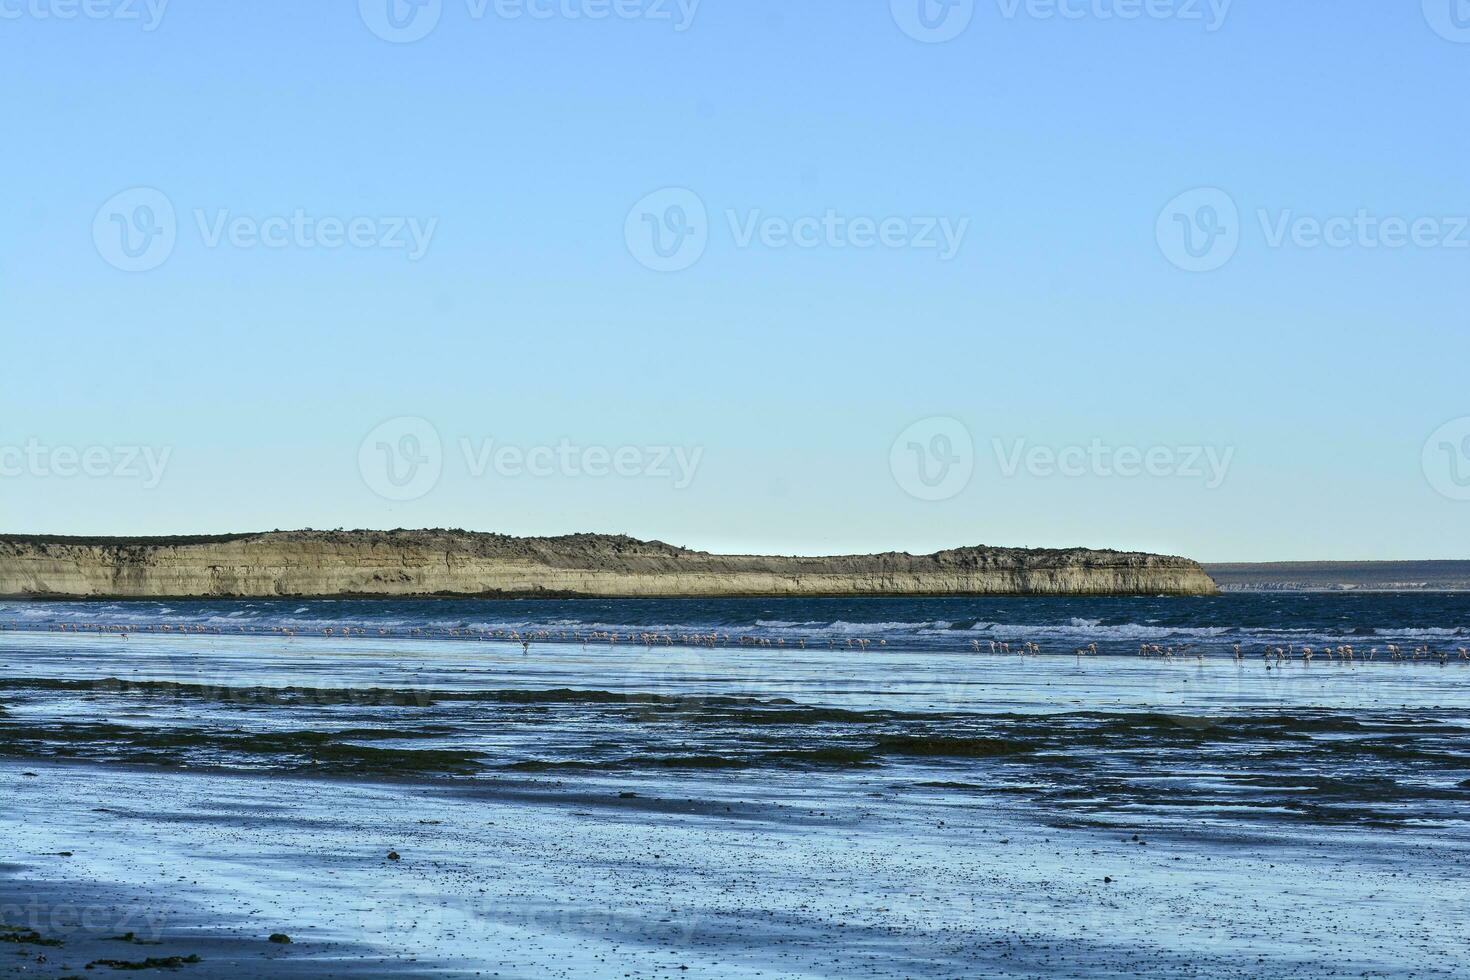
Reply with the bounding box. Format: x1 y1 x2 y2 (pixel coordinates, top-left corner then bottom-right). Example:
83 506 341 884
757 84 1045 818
3 1 1468 561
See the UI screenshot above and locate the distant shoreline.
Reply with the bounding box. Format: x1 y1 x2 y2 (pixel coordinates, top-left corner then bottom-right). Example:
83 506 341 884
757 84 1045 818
1205 561 1470 593
0 529 1219 599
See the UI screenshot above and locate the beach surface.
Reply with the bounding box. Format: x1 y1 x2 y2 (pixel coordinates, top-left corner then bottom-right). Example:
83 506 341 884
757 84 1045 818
2 594 1468 977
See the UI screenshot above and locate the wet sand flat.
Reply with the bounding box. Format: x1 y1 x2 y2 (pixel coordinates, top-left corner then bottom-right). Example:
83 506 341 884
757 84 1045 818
5 754 1468 976
2 596 1469 977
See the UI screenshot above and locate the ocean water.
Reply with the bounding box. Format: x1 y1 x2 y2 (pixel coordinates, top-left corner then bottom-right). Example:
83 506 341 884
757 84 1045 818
2 594 1468 976
4 590 1469 649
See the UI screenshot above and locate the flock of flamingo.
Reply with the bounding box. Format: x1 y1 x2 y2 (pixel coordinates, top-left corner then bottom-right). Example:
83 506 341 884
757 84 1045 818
1228 641 1469 666
2 620 1467 666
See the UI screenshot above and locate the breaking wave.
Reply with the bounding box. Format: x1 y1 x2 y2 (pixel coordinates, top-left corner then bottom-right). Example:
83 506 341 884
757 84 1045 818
3 593 1466 658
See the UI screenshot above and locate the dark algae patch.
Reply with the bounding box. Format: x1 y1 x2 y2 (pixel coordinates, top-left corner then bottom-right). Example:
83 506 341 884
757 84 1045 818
86 954 202 969
1 924 63 947
0 720 483 775
874 735 1031 757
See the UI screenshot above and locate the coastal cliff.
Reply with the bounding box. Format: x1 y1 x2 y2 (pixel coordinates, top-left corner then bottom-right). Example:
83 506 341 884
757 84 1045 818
0 530 1219 598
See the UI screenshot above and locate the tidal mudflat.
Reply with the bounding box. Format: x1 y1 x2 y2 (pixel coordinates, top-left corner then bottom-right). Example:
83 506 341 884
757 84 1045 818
2 595 1468 977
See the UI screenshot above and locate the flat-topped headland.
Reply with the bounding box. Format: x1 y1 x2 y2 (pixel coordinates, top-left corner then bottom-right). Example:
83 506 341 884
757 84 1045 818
0 530 1219 598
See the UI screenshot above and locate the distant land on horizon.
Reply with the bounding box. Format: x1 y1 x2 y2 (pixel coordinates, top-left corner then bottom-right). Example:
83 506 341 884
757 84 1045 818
0 529 1217 598
1205 561 1470 592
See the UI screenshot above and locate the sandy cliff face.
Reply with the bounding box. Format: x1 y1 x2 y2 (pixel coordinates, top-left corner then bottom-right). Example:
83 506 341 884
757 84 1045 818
0 531 1219 598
